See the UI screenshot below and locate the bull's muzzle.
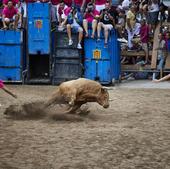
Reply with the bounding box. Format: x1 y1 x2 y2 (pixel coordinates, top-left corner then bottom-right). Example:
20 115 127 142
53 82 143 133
103 103 109 108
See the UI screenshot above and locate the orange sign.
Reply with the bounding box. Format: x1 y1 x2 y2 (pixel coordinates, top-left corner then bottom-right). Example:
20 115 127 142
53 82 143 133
93 49 101 59
35 20 43 29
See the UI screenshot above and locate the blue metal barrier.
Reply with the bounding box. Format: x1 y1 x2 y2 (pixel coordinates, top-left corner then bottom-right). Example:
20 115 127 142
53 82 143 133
0 30 24 82
27 2 51 54
84 29 120 84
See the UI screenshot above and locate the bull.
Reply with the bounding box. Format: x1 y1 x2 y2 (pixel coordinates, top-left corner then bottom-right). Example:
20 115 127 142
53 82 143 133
45 78 110 114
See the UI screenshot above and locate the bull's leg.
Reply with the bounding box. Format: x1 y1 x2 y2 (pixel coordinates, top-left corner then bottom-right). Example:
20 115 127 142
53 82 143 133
64 104 81 114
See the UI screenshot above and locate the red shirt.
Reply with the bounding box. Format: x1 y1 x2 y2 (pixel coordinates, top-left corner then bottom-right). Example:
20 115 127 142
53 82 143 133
3 0 19 6
0 80 4 89
51 0 60 5
140 24 149 43
95 0 106 5
84 9 99 22
3 6 18 18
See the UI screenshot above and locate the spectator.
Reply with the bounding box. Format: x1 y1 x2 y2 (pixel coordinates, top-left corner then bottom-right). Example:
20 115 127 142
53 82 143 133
83 2 99 38
165 31 170 50
153 73 170 82
3 0 18 7
121 0 131 14
51 0 60 24
116 9 127 43
16 0 24 28
57 0 68 30
0 80 17 98
140 19 150 63
147 0 159 34
0 0 3 28
126 4 141 49
66 6 83 49
95 0 111 12
155 33 167 74
2 0 21 29
97 1 115 47
73 0 86 11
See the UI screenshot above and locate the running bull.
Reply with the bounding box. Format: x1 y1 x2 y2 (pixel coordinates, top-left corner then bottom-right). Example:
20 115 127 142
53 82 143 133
45 78 110 113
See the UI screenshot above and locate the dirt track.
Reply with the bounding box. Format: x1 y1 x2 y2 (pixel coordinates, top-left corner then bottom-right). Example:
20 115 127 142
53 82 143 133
0 85 170 169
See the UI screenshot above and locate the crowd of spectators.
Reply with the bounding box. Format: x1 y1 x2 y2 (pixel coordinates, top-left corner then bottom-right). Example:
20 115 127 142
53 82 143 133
0 0 170 55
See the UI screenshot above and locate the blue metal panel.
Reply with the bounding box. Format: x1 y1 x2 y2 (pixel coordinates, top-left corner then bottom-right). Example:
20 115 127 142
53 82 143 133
110 30 121 80
84 60 97 80
0 30 23 82
84 39 96 59
98 60 111 83
84 60 111 84
0 68 21 81
28 19 50 54
27 2 50 19
0 45 21 67
0 30 23 44
27 3 51 54
84 29 121 82
84 38 111 59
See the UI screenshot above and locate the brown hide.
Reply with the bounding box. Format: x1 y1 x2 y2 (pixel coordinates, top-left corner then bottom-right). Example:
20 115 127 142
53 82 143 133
46 78 109 108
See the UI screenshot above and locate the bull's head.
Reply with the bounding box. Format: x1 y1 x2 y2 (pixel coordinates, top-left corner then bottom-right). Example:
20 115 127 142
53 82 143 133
98 87 110 108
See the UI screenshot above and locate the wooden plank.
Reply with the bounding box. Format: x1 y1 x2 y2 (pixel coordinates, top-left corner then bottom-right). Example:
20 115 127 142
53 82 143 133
165 52 170 69
151 24 160 69
121 64 151 70
121 50 152 57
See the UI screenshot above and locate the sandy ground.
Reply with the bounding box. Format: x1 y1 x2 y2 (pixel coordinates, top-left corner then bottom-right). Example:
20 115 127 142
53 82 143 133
0 84 170 169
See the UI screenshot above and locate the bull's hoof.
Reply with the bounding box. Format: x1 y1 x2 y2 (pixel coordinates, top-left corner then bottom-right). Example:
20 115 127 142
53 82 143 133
78 109 91 116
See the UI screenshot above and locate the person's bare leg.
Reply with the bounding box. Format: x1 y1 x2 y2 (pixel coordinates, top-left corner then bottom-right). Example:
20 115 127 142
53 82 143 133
78 28 83 44
104 27 109 44
97 22 102 39
66 24 72 40
91 19 97 38
153 74 170 82
14 15 19 29
83 19 88 37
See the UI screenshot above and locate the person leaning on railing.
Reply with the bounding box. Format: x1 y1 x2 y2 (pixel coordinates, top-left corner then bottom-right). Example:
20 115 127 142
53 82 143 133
0 80 17 98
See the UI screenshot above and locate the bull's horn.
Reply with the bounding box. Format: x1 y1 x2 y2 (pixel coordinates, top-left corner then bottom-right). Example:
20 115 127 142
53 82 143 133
102 86 112 90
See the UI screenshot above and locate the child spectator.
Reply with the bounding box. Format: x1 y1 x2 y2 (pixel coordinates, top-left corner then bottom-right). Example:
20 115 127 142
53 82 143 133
126 4 141 49
2 0 21 29
140 19 150 63
66 6 83 49
155 33 167 75
97 1 115 47
83 2 99 38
